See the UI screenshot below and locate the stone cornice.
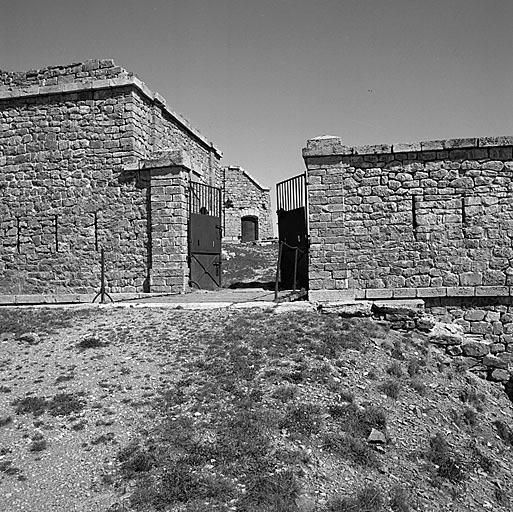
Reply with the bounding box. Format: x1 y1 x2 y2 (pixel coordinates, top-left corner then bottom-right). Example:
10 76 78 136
303 135 513 158
0 75 222 159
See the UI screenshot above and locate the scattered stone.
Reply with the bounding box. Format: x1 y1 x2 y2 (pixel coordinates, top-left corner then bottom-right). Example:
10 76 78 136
462 340 490 357
367 428 387 444
490 343 506 354
446 345 463 356
428 322 464 346
18 332 40 345
464 309 486 322
490 369 510 382
482 354 509 370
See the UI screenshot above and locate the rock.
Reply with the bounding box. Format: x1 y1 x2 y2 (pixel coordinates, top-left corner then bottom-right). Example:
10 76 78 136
447 345 463 356
367 428 387 444
490 343 506 354
416 315 436 331
428 322 465 346
464 309 486 321
320 301 372 317
490 369 510 382
462 340 490 357
18 332 40 345
482 354 509 370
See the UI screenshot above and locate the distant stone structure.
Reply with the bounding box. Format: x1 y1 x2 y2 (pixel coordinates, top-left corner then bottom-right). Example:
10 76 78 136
0 59 224 295
303 135 513 302
222 165 273 242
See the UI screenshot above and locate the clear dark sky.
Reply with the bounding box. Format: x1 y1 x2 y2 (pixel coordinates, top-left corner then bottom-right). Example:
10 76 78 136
2 0 513 192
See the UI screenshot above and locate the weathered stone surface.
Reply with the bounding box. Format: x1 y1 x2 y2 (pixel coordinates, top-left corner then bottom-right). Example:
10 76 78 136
462 340 490 357
428 322 465 346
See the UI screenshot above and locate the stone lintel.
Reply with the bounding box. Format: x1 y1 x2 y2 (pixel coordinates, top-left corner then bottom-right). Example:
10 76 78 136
124 150 193 173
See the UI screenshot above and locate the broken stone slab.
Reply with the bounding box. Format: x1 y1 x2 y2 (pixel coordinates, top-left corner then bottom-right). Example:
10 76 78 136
482 354 509 370
18 332 40 345
428 322 465 346
319 301 372 317
367 428 387 444
372 299 425 317
462 340 490 357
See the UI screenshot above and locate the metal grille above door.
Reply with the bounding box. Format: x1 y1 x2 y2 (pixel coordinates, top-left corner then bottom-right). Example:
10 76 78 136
189 181 222 290
276 173 309 290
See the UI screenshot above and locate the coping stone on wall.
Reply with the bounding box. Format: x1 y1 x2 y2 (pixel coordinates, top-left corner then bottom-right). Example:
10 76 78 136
309 289 356 303
0 62 222 158
302 134 513 158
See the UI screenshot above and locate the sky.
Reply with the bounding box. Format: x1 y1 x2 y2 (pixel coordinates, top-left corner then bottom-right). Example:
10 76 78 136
2 0 513 195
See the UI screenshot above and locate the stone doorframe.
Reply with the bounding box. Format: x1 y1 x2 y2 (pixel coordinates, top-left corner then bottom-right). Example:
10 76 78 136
125 150 193 294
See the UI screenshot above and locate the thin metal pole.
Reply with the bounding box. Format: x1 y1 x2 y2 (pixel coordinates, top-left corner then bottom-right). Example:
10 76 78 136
92 247 113 304
293 247 298 292
275 242 283 301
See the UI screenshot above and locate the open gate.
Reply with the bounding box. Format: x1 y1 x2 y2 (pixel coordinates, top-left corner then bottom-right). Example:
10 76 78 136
276 173 309 290
189 181 222 290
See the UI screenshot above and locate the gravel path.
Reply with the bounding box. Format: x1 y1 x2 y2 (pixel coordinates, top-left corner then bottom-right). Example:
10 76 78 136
0 308 196 512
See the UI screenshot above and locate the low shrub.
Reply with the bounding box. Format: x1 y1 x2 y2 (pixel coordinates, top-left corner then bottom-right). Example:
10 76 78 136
427 433 465 483
326 485 385 512
378 379 401 400
493 419 513 446
323 433 380 468
390 484 413 512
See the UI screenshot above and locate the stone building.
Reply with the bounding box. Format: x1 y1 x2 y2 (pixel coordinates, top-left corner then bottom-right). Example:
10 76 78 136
0 59 222 295
303 135 513 302
221 165 273 242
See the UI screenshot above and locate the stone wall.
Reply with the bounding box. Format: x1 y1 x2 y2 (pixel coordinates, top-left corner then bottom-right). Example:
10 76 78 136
222 166 274 241
0 59 221 295
303 135 513 301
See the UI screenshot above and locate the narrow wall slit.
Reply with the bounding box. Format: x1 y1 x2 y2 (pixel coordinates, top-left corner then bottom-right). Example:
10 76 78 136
461 196 467 225
16 217 21 253
412 195 418 241
54 215 59 252
94 211 99 251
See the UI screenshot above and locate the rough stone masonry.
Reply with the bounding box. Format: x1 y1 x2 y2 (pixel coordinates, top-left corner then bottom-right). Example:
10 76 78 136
0 59 226 295
303 135 513 381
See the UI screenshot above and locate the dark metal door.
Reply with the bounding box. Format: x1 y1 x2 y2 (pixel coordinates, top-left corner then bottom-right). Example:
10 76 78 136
241 216 258 242
276 173 309 289
189 182 222 290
